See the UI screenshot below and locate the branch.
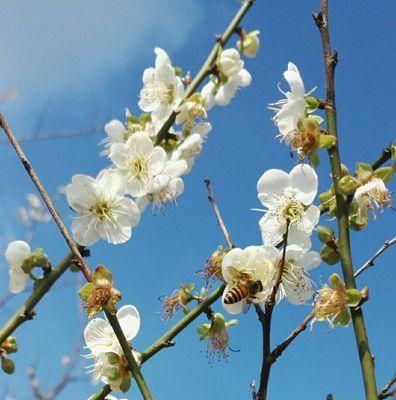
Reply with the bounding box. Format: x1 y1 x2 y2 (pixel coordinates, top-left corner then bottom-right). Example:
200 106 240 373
256 221 290 400
0 251 77 344
355 236 396 278
313 2 378 398
0 113 92 282
371 144 394 171
204 180 235 248
378 374 396 400
155 0 255 144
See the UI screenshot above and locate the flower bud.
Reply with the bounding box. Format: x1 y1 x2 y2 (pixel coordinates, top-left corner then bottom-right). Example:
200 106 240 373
237 30 260 58
305 96 319 111
217 48 243 78
318 134 337 149
374 166 393 183
320 244 340 265
316 226 334 244
348 211 368 231
120 376 131 392
1 337 17 354
1 357 15 374
338 175 359 195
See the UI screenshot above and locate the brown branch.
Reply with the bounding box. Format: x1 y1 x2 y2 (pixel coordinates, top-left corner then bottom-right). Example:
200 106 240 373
204 179 235 248
378 374 396 400
256 221 290 400
354 236 396 278
0 113 92 282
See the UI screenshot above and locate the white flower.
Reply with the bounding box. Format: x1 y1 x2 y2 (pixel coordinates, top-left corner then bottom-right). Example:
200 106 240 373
237 30 260 58
84 305 141 390
66 169 140 246
110 131 167 197
135 159 188 212
5 241 31 294
270 62 306 144
217 49 244 78
201 69 251 108
139 47 184 125
221 246 275 314
257 164 320 249
171 122 212 172
354 177 391 222
175 100 207 130
270 244 320 305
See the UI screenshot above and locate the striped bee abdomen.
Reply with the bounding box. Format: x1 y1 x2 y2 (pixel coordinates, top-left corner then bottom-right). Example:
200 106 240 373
224 283 249 304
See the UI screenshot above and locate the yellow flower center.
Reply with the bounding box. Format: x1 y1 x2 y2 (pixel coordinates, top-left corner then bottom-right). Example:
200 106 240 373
91 201 111 221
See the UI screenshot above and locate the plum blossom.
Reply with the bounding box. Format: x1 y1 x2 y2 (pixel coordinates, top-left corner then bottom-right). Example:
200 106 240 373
270 244 320 304
5 241 31 294
84 305 141 391
175 97 207 131
237 30 260 58
270 62 306 144
66 169 140 246
217 48 244 78
171 122 212 172
135 159 188 212
221 246 275 314
139 48 184 125
110 131 167 197
257 164 320 249
354 177 391 223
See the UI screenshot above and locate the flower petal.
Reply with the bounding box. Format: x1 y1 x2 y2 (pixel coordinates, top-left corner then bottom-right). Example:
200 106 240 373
9 269 29 294
5 240 31 269
117 305 141 341
257 169 291 208
289 164 318 205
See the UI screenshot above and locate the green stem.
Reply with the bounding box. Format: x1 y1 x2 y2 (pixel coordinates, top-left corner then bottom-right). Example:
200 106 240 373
313 2 378 398
89 285 225 399
0 251 76 345
155 0 255 144
106 312 153 400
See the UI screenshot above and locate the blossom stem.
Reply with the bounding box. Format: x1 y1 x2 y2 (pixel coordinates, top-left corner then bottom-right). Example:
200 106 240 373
105 311 154 400
0 251 77 345
89 284 226 399
313 1 378 398
0 113 92 282
155 0 255 144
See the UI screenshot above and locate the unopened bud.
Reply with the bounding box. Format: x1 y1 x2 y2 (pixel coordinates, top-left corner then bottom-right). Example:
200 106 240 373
305 96 319 111
1 337 17 354
320 245 340 265
1 358 15 374
338 175 359 195
316 226 334 244
120 376 131 392
237 30 260 58
348 212 368 231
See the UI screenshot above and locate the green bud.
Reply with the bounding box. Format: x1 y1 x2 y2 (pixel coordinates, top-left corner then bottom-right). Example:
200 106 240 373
318 134 337 149
320 245 340 265
174 66 182 77
1 337 17 354
355 162 373 182
374 166 393 183
196 323 210 340
305 96 319 111
348 211 367 231
1 358 15 374
316 226 334 244
338 175 359 195
345 288 363 307
329 273 345 290
120 376 131 392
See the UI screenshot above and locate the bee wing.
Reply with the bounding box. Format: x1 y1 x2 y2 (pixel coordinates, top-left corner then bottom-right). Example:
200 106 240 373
242 301 252 314
227 266 242 279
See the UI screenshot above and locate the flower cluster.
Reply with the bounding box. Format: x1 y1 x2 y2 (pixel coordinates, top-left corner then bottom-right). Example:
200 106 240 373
66 43 256 246
84 305 141 392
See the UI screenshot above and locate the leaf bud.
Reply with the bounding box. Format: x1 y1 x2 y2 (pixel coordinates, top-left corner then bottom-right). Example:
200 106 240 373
316 226 334 244
1 357 15 374
320 244 340 265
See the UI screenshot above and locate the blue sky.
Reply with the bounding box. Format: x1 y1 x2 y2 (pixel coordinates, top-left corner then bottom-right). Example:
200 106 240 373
0 1 395 399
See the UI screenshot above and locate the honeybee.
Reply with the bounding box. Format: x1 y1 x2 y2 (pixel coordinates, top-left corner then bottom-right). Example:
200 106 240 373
224 267 264 307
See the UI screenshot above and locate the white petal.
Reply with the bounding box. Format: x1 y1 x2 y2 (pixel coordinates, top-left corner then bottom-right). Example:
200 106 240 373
298 205 320 233
289 164 318 205
66 174 96 212
84 318 114 354
284 62 305 99
96 169 126 200
234 69 252 87
71 214 100 246
287 225 312 250
222 283 245 315
221 248 247 282
5 240 31 269
257 169 291 208
299 251 321 271
259 214 285 247
104 120 125 142
117 305 141 341
215 82 238 106
9 269 29 294
148 147 167 175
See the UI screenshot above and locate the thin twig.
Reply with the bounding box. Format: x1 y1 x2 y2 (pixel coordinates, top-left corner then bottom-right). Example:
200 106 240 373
378 374 396 400
204 179 235 248
371 144 395 171
355 237 396 278
0 113 91 282
313 1 378 398
155 0 255 144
